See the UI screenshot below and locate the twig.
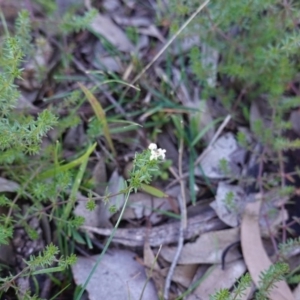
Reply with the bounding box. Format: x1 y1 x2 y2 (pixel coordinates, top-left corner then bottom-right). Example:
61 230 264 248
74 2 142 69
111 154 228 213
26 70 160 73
163 120 187 300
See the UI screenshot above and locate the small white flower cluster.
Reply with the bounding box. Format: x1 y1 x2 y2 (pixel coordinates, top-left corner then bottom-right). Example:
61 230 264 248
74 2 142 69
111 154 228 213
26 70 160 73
148 143 166 160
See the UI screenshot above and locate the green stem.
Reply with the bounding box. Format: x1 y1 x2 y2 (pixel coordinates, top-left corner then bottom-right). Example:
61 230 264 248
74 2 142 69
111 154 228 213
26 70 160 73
75 186 133 300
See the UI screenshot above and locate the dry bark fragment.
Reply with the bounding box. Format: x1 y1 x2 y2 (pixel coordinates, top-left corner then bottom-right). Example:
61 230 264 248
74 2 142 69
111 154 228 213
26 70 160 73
81 209 225 247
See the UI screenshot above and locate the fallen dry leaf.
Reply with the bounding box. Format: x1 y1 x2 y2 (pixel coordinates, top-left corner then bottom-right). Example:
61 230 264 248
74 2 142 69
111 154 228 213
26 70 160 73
241 199 294 300
113 15 152 27
102 0 120 11
195 132 246 179
90 13 134 52
210 182 246 227
144 242 160 271
107 170 126 215
161 264 198 288
293 283 300 299
92 53 123 72
74 192 101 227
160 227 240 264
187 260 246 300
143 242 165 297
72 249 158 300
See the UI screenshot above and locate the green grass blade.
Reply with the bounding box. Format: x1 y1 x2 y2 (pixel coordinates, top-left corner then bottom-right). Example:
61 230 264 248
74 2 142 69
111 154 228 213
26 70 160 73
39 143 97 180
31 266 66 275
78 83 116 157
63 143 96 220
191 117 223 147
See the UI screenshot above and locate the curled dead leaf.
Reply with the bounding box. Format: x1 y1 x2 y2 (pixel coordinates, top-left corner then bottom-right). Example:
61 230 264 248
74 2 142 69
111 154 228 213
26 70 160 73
187 260 246 300
241 199 294 300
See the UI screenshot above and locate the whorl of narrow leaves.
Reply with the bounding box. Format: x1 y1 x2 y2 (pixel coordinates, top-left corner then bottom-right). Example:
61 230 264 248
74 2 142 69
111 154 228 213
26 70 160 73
26 243 77 271
0 225 13 245
27 243 59 269
0 11 57 162
15 10 33 54
170 0 300 104
209 288 231 300
279 237 300 257
60 8 97 33
256 263 289 299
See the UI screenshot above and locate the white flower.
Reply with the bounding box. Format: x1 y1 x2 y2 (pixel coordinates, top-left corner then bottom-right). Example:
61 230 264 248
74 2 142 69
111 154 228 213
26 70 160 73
148 143 166 160
148 143 157 150
157 148 166 160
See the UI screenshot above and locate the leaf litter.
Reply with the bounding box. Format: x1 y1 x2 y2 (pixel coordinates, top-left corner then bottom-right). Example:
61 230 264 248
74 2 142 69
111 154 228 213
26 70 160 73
72 249 158 300
3 0 300 299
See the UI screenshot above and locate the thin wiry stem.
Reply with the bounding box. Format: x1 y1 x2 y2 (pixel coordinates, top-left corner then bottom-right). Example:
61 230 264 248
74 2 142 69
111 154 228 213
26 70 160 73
75 186 133 300
128 0 211 87
164 120 187 299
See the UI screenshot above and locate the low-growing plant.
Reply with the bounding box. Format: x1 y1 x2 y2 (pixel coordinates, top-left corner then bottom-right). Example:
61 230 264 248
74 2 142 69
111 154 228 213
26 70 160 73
210 262 290 300
2 0 300 299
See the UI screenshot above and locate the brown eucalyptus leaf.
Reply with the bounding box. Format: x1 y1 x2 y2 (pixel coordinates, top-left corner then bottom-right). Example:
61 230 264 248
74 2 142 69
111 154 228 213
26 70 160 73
144 242 160 271
143 242 165 297
72 249 158 300
241 199 294 300
210 182 246 227
90 13 134 52
195 133 245 179
293 284 300 299
160 227 240 264
186 260 246 300
74 192 101 227
107 170 126 216
161 264 198 288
